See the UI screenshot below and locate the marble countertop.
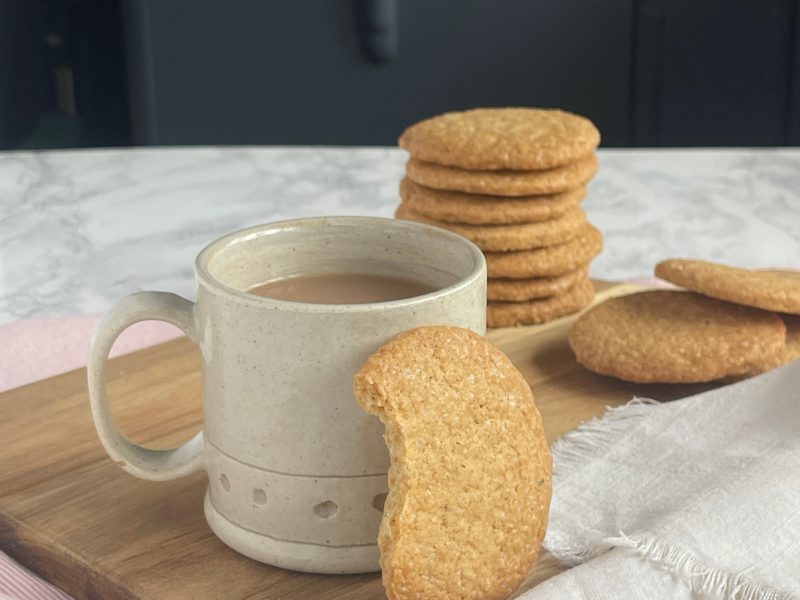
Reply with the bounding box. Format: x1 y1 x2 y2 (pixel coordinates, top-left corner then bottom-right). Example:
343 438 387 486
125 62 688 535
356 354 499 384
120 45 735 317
1 146 799 325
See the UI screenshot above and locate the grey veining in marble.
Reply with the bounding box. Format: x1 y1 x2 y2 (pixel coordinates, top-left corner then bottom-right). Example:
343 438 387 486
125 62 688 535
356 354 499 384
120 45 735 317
1 146 798 324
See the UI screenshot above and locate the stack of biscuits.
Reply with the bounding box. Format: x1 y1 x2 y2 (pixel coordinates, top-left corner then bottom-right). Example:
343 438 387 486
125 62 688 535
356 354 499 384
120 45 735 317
394 107 603 328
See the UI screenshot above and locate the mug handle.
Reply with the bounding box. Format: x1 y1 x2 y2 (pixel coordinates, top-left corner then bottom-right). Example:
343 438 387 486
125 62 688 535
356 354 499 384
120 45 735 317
88 291 205 481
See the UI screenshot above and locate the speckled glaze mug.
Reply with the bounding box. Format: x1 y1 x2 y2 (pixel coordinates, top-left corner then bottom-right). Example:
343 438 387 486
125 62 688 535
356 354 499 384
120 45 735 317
88 216 486 574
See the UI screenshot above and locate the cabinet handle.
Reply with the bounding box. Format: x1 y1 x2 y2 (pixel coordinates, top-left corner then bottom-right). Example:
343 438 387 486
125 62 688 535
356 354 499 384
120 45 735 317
358 0 398 64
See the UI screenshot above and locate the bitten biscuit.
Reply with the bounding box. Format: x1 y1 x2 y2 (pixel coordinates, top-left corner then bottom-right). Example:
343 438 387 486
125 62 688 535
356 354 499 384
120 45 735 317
399 177 586 225
487 278 595 327
353 326 552 600
655 259 800 315
406 155 597 197
569 290 787 383
395 204 586 252
488 266 589 301
485 224 603 278
398 107 600 170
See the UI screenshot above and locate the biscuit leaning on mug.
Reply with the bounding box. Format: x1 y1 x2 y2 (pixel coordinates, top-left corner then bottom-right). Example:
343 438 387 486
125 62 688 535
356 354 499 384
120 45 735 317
354 326 552 600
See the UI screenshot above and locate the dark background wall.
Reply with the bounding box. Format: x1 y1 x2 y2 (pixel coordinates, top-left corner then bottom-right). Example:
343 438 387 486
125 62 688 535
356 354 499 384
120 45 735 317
2 0 799 150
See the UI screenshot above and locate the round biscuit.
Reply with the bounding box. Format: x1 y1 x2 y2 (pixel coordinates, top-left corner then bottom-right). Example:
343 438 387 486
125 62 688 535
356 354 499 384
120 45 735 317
399 177 586 225
406 154 597 197
399 107 600 170
395 203 586 252
488 266 590 301
485 223 603 278
487 277 595 327
655 259 800 315
569 290 787 383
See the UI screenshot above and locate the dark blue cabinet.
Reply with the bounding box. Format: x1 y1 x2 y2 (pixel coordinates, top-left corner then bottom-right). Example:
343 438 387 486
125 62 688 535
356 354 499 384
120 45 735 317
2 0 799 149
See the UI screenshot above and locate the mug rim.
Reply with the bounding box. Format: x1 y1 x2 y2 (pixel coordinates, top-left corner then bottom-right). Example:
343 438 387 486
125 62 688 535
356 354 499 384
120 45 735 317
194 216 486 313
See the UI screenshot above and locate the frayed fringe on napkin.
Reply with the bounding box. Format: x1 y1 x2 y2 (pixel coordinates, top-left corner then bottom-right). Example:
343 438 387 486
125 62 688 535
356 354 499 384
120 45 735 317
550 398 660 481
546 398 661 565
547 398 795 600
605 534 793 600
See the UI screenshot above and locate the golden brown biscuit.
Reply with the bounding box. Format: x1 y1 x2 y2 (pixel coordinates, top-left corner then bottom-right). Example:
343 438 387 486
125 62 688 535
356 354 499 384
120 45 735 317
488 266 589 301
487 277 595 327
406 155 598 197
399 177 586 225
485 223 603 278
395 203 586 252
353 326 551 600
655 259 800 315
399 107 600 170
569 290 787 383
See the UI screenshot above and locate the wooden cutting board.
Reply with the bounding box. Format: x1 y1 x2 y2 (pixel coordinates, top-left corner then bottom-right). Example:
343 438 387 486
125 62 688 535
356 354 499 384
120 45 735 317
0 281 717 600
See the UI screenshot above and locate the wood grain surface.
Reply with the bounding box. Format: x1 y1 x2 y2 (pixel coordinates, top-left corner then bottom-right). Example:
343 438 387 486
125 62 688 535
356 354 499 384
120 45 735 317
0 281 713 599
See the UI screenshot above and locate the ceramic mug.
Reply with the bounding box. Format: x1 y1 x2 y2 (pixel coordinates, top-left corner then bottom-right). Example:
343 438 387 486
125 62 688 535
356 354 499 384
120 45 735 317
88 216 486 574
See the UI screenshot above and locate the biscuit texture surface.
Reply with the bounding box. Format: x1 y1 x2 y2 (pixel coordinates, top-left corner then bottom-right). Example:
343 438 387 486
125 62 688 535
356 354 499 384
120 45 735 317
353 326 552 600
569 290 786 383
406 155 597 197
488 266 589 301
398 107 600 170
396 204 586 251
754 314 800 374
399 177 586 225
655 260 800 315
485 224 603 278
487 278 594 327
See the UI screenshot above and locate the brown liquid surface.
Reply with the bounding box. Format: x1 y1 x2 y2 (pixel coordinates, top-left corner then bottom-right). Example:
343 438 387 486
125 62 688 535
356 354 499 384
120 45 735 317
247 272 438 304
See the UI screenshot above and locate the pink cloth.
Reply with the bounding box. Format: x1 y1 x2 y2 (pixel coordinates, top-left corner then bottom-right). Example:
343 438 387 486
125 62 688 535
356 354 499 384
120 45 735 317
0 314 183 599
627 276 674 289
0 554 71 600
0 315 184 393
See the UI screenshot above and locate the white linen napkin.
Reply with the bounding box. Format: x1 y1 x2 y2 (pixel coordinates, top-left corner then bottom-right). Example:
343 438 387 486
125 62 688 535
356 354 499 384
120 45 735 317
522 361 800 600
